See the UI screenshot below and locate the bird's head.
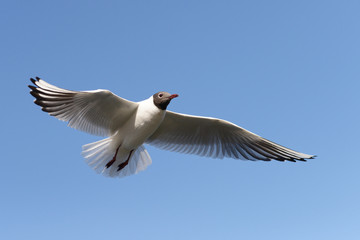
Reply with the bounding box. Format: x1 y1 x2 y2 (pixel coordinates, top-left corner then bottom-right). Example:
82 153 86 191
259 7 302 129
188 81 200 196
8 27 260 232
153 91 179 110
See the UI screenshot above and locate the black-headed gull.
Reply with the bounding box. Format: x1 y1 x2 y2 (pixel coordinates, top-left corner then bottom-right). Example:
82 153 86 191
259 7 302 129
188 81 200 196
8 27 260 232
29 77 315 178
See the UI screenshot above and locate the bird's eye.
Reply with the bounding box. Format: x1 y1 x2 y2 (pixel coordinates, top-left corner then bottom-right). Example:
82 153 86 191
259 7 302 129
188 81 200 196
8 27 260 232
159 93 163 98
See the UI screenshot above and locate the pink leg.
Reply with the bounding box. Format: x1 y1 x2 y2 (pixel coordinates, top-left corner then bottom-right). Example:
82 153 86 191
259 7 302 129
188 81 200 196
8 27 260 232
117 149 134 172
106 145 121 168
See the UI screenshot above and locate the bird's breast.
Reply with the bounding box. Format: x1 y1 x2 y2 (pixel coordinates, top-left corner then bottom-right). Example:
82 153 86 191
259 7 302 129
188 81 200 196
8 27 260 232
121 99 165 148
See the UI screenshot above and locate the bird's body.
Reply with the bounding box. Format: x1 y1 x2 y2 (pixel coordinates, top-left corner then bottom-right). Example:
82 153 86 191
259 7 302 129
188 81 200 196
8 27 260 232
29 77 315 178
88 96 166 177
111 96 165 151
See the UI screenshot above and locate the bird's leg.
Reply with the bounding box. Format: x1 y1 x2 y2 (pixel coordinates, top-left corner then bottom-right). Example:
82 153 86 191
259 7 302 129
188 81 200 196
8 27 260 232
106 145 121 168
117 149 134 172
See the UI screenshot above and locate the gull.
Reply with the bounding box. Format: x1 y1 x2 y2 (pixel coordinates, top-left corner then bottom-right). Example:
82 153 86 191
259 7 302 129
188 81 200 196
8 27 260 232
29 77 315 178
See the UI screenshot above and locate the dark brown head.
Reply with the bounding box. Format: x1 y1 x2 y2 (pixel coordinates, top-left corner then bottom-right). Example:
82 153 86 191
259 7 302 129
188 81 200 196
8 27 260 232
153 91 179 110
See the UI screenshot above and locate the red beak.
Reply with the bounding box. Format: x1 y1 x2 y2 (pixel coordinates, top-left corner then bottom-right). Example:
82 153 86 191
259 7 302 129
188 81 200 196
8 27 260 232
169 94 179 99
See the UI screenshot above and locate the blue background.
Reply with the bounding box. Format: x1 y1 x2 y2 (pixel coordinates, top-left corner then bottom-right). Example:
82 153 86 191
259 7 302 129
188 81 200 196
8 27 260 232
1 1 359 239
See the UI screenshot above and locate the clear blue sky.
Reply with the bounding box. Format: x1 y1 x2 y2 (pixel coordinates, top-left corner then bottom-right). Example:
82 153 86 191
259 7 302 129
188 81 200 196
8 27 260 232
1 1 359 239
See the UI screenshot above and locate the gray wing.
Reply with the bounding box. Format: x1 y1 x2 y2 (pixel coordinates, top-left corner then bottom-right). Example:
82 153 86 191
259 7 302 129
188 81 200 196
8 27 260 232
147 111 315 162
29 77 138 136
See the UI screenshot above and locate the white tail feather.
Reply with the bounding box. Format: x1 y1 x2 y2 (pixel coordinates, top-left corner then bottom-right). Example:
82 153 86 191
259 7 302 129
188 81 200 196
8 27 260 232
82 138 152 178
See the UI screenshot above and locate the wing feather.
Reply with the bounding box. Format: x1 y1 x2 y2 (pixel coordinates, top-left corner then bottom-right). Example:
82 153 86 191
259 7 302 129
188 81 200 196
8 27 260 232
147 111 315 162
29 77 138 136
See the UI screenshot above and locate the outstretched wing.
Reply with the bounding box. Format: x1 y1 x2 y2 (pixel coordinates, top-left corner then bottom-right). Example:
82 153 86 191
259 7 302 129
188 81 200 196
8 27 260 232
29 77 138 136
147 111 315 162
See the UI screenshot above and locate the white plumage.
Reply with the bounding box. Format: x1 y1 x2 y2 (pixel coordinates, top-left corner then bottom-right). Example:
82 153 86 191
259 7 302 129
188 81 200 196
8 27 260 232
29 77 315 178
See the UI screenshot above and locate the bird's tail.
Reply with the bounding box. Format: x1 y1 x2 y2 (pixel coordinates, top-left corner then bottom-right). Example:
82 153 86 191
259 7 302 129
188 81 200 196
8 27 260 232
81 137 152 178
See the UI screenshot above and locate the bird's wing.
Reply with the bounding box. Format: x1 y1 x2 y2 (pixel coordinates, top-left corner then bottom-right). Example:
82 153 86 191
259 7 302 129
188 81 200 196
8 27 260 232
147 111 315 161
29 77 138 136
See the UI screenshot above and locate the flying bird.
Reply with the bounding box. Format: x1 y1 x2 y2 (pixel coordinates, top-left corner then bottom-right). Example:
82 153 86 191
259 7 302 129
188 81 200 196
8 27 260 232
29 77 315 178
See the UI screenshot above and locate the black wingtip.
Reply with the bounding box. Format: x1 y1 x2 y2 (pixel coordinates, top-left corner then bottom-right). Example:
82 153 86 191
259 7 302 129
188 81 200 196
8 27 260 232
28 85 37 92
34 99 45 107
297 158 307 162
35 76 40 80
30 78 37 85
30 90 40 99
